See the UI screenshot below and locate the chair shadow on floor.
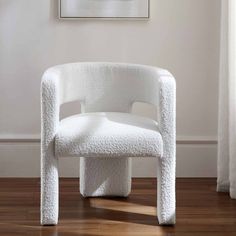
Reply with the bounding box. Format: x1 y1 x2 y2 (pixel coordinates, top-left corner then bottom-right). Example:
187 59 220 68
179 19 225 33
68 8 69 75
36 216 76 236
60 195 171 227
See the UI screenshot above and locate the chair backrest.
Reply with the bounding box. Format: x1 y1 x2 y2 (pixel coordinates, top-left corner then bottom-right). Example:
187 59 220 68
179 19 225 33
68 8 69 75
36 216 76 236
49 62 168 113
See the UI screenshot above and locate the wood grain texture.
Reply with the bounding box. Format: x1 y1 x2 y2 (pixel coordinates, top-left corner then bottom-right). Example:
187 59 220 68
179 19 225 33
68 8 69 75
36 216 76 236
0 178 235 236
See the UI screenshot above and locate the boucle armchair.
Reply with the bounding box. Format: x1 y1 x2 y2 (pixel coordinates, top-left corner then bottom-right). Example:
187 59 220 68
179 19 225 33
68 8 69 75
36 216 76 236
41 62 176 225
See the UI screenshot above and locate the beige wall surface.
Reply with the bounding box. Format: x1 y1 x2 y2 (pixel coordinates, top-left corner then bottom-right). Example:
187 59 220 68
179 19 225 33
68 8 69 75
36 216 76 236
0 0 221 177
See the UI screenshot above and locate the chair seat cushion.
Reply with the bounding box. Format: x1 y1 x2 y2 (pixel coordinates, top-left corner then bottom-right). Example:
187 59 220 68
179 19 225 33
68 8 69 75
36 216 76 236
55 112 163 158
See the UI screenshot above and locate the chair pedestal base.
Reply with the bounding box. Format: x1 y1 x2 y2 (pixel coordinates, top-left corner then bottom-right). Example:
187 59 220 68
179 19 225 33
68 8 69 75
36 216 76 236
80 157 132 197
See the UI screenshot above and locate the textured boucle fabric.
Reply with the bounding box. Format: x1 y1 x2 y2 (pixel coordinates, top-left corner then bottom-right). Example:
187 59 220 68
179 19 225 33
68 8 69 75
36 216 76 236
41 74 60 225
49 62 171 112
80 157 132 197
55 112 163 158
40 62 176 225
157 76 176 225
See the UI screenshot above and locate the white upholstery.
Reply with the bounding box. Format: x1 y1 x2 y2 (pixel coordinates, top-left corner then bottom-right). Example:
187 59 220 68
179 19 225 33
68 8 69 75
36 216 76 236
80 157 132 197
43 62 172 113
41 62 176 226
55 112 163 158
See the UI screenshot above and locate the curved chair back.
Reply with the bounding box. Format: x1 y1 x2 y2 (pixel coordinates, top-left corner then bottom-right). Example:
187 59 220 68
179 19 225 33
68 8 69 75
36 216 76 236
44 62 170 113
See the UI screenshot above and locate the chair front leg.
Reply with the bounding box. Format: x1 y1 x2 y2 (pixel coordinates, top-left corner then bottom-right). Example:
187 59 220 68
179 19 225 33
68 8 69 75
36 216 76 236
157 157 176 225
41 151 59 225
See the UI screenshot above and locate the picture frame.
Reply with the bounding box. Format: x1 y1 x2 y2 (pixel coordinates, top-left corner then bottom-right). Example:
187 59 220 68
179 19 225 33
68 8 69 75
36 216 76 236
59 0 150 19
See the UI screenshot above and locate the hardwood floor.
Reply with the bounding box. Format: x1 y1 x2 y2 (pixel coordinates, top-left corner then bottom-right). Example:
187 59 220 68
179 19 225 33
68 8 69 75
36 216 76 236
0 178 236 236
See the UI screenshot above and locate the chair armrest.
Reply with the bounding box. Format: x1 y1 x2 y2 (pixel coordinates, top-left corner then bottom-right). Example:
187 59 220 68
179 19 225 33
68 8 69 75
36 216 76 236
41 69 60 156
158 73 176 159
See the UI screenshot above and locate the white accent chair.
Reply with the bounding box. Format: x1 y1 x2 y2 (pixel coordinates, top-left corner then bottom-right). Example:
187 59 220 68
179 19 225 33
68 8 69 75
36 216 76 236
41 62 176 225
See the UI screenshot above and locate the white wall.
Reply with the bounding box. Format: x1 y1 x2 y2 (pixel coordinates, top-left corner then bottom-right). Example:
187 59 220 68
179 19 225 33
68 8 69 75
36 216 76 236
0 0 220 177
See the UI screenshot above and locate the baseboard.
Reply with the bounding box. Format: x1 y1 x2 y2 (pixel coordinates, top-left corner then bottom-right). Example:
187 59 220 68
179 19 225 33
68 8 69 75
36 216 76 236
0 135 217 177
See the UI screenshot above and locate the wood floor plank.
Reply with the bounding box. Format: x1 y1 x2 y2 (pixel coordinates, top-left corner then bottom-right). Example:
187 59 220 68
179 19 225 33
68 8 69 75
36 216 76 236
0 178 235 235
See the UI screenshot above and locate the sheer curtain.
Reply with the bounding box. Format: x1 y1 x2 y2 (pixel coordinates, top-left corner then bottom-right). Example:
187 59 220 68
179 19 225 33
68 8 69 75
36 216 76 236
217 0 236 199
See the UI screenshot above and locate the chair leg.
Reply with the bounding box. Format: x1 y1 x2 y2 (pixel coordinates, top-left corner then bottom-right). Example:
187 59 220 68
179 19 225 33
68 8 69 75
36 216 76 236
41 153 59 225
157 157 176 225
80 157 132 197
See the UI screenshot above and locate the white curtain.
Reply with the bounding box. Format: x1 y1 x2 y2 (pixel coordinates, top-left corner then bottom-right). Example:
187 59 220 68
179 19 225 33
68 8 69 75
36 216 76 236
217 0 236 199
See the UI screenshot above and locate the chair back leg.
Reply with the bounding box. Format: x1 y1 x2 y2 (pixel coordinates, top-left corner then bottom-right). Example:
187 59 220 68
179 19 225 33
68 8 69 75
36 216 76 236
80 157 132 197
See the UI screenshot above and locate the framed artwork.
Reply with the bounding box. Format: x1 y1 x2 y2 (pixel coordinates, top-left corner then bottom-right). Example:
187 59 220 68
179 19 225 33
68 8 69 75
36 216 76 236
59 0 150 19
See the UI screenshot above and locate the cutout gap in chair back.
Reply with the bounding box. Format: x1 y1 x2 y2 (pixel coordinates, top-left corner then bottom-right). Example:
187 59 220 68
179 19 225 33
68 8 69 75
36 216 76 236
60 100 81 121
131 102 157 121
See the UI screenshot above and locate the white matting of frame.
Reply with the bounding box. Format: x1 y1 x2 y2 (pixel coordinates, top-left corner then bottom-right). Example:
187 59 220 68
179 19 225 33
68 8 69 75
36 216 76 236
59 0 150 19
